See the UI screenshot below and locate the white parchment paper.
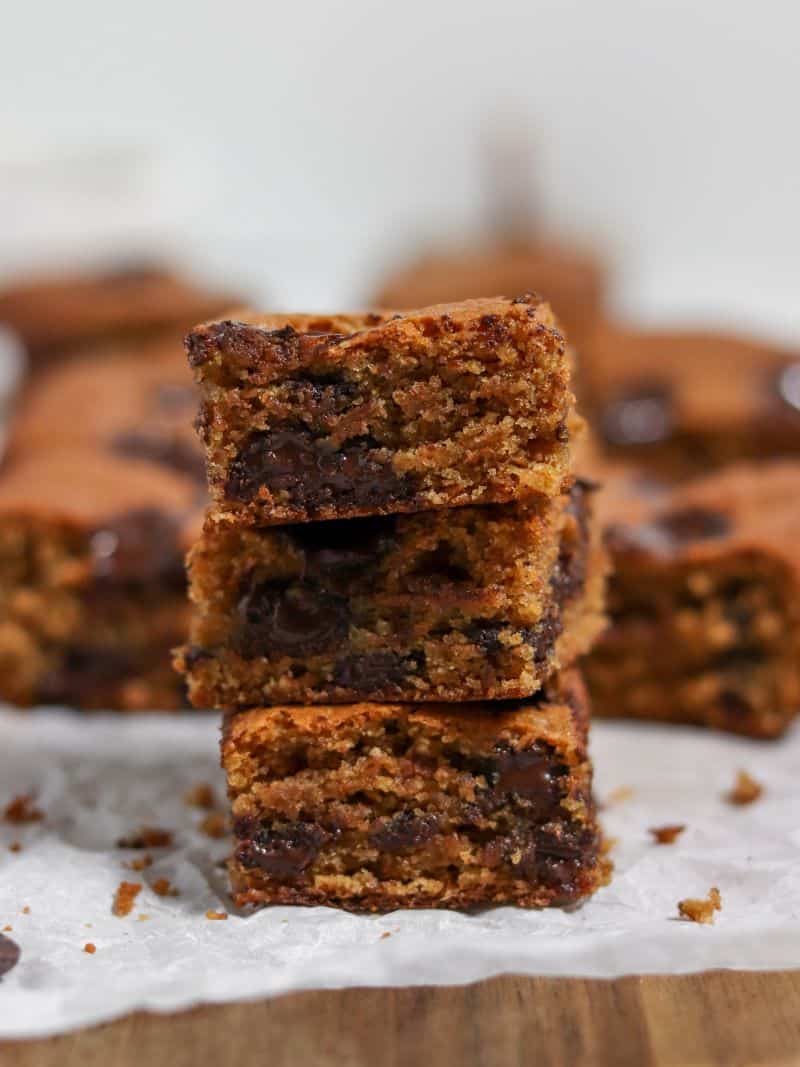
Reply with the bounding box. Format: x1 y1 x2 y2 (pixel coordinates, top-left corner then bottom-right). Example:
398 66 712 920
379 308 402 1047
1 707 799 1039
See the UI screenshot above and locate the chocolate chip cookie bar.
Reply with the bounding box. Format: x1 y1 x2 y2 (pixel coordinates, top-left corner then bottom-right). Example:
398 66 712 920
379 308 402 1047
584 325 800 479
177 480 606 708
372 240 605 352
186 295 578 526
0 263 234 369
586 462 800 737
0 340 205 709
223 671 607 911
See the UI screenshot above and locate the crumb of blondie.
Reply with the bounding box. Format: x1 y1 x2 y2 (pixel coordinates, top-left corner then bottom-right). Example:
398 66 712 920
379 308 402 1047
3 794 43 824
137 914 151 921
184 783 216 809
678 887 722 924
2 925 11 932
124 853 153 871
606 786 634 805
84 943 96 955
152 878 180 897
8 842 22 853
117 827 174 849
726 770 763 806
199 812 228 839
112 881 142 917
599 837 618 855
205 910 227 920
380 932 391 940
649 824 686 845
21 906 30 914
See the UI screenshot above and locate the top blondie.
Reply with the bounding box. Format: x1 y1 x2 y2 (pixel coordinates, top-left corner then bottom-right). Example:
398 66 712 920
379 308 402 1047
186 294 579 525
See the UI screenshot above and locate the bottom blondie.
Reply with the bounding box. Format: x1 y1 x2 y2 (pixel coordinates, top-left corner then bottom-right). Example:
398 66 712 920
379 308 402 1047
223 671 606 912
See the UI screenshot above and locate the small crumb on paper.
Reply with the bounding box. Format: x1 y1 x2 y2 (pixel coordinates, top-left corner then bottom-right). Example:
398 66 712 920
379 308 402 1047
113 882 142 917
117 827 173 849
678 887 722 925
84 943 96 955
3 794 43 824
726 771 763 806
125 853 153 872
206 910 227 921
152 878 179 898
8 842 22 853
606 786 634 805
184 783 216 809
199 813 228 839
649 824 686 845
21 906 30 915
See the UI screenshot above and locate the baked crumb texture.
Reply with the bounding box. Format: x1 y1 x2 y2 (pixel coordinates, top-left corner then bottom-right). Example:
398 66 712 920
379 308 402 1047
222 673 608 913
186 296 577 526
726 770 763 806
178 480 606 707
587 462 800 738
678 887 722 925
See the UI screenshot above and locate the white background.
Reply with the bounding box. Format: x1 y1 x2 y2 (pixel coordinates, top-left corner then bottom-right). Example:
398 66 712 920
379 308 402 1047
2 0 799 331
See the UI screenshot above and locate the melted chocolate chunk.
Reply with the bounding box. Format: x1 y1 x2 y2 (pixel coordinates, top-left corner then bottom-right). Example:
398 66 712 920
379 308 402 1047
90 509 185 586
285 515 397 593
332 650 422 694
368 812 441 852
225 428 415 514
602 384 673 446
238 822 328 879
492 747 563 807
0 933 21 979
234 576 350 658
464 612 563 668
111 430 206 484
607 506 731 558
718 690 753 717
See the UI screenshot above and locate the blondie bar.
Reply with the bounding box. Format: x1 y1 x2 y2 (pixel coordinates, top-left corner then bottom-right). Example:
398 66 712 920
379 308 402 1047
586 462 800 737
186 295 577 526
0 340 204 709
584 325 800 478
223 671 606 911
178 481 606 707
0 263 234 369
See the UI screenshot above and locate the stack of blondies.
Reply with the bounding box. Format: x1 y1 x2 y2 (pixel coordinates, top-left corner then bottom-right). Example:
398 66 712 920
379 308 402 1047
177 294 609 912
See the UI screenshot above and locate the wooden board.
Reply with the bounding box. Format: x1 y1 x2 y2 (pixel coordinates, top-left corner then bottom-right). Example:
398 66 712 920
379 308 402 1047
5 972 800 1067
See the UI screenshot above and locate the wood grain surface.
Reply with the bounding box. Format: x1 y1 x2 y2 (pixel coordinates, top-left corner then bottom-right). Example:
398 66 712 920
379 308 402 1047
4 972 800 1067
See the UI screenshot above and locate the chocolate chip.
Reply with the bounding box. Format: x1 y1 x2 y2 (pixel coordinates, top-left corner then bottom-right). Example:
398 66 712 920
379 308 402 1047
234 577 350 658
224 428 415 514
492 747 563 808
182 645 212 670
238 822 328 879
111 430 206 484
718 690 753 717
36 647 137 706
90 509 185 585
0 933 20 979
368 812 441 852
601 384 673 446
607 506 731 558
332 650 422 694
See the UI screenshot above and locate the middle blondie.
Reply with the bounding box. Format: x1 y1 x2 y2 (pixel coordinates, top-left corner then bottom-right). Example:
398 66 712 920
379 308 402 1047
178 481 606 707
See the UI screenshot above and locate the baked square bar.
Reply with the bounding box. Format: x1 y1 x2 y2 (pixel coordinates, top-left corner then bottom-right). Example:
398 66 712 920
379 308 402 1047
186 295 577 525
586 462 800 737
223 671 607 912
583 325 800 479
177 480 606 707
0 340 204 710
0 263 235 369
